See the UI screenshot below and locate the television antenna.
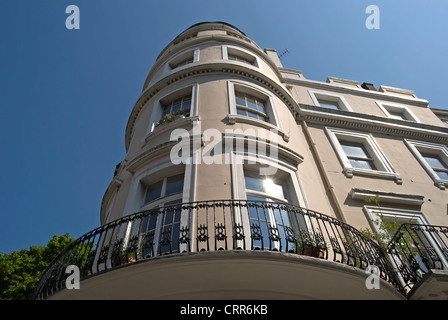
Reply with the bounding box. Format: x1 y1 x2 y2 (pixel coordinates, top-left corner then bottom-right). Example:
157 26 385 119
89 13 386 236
279 48 289 60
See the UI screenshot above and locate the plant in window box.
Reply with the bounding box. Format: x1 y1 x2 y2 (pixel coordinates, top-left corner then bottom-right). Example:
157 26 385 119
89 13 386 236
155 111 187 127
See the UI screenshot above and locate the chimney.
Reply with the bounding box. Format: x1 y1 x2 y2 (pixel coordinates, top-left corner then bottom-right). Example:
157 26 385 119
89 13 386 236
361 82 377 91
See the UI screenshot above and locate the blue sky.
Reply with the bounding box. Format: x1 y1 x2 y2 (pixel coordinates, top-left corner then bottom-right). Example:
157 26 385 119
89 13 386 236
1 1 447 254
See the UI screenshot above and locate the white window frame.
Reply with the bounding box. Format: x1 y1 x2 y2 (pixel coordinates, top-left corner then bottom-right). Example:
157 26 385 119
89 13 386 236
308 90 353 112
363 206 430 233
376 102 421 123
326 127 402 183
226 81 289 142
122 158 196 256
165 48 199 72
405 139 448 189
147 83 199 135
222 45 260 68
226 136 309 249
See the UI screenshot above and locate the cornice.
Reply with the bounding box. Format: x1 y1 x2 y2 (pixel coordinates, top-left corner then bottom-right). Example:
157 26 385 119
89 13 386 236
283 75 429 108
299 104 448 143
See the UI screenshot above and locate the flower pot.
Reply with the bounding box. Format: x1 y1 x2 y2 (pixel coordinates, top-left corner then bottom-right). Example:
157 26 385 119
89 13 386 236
304 246 325 258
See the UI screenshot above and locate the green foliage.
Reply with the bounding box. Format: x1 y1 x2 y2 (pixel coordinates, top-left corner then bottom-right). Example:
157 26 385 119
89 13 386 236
0 233 75 300
360 195 414 253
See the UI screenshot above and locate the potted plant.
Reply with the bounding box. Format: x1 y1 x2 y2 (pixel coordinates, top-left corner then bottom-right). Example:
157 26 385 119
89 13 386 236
155 110 187 127
360 195 423 284
294 230 326 258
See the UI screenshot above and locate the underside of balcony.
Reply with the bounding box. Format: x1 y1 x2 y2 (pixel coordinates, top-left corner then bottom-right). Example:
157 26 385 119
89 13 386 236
47 250 404 300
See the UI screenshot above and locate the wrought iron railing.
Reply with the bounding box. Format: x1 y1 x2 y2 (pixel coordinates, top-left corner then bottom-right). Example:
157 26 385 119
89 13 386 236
32 200 406 299
387 223 448 292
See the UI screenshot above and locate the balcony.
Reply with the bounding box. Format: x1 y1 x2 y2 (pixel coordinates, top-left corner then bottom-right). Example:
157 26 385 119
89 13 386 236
32 200 446 300
387 223 448 299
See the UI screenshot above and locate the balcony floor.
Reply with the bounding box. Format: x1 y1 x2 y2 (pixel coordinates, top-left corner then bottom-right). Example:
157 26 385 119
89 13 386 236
48 250 404 300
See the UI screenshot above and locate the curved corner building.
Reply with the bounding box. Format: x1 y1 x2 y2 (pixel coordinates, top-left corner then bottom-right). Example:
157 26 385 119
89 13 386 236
34 22 448 300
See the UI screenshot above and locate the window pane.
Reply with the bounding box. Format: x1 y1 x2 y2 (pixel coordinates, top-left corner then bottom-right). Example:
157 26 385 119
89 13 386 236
181 99 191 112
349 159 375 170
318 99 339 110
423 155 447 170
236 108 246 116
164 199 182 222
257 101 266 113
146 180 163 203
388 110 407 120
244 175 265 193
435 171 448 180
263 179 286 199
165 174 184 195
171 102 181 113
341 142 369 159
246 97 258 111
247 110 260 119
235 95 246 107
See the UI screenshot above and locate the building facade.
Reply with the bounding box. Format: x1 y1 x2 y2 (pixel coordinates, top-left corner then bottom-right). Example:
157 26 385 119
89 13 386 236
33 22 448 300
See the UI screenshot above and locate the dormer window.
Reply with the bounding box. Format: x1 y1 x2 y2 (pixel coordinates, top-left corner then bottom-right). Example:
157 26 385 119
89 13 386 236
376 102 420 122
168 49 198 70
308 91 353 112
223 46 258 67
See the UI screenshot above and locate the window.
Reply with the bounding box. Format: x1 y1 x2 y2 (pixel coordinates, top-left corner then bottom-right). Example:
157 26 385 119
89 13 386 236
222 46 258 67
340 141 376 170
326 127 402 183
141 173 185 256
244 170 292 251
405 139 448 189
227 82 285 136
308 90 353 112
376 102 420 122
160 94 191 120
421 154 448 180
147 84 199 135
228 54 253 65
170 57 193 69
229 145 308 251
144 173 184 206
168 49 198 70
387 110 407 121
316 99 340 110
235 92 268 122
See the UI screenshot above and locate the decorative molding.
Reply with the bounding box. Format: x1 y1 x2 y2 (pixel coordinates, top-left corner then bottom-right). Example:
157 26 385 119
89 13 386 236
300 104 448 144
282 75 429 107
349 188 424 206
